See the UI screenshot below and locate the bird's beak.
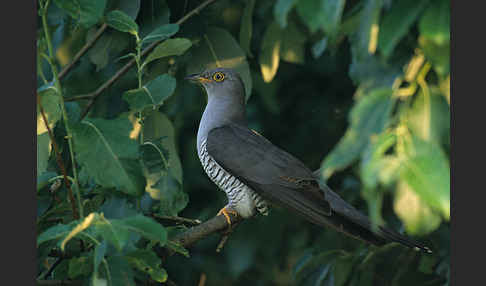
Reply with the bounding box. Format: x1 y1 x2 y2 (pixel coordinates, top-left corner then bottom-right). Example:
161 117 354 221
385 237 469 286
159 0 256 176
184 73 213 83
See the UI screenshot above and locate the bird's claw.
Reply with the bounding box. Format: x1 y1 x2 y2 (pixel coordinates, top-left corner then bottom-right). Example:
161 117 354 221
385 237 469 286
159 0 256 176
217 206 238 231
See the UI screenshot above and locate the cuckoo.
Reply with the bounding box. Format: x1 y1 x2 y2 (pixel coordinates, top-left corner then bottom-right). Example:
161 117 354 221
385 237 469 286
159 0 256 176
186 67 431 253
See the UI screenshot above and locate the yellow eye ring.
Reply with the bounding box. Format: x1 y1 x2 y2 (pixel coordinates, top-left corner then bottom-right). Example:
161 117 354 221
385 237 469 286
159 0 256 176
212 72 225 82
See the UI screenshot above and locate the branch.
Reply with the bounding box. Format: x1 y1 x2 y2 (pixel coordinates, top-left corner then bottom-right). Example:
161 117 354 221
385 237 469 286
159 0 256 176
37 93 78 220
58 24 108 80
171 212 242 249
151 214 202 226
79 0 219 120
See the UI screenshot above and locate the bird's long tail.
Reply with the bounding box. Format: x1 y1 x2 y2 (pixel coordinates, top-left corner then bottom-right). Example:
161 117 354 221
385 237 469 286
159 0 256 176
299 185 432 253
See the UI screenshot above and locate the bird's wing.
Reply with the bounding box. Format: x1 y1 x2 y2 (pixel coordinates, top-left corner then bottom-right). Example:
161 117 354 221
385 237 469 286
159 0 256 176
206 124 332 217
207 124 432 252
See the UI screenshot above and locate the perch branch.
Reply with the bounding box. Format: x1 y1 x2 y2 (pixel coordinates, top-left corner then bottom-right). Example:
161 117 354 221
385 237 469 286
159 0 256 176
79 0 219 119
171 212 242 249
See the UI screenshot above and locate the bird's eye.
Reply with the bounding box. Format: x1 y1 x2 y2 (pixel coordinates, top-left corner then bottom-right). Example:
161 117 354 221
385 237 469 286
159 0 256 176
212 72 225 82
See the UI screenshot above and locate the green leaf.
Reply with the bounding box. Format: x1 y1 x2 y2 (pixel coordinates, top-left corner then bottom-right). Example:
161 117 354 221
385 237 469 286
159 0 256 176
259 22 283 83
321 0 347 40
93 241 107 278
274 0 298 28
296 0 326 33
349 53 400 89
360 131 398 189
378 0 430 58
400 135 450 219
37 223 76 245
140 137 170 174
72 115 146 196
122 74 176 112
419 36 450 76
151 174 188 216
419 0 450 46
126 249 168 282
68 256 93 279
141 24 179 45
78 0 108 28
321 88 396 179
187 27 253 99
104 255 135 286
351 0 383 60
61 213 99 250
280 20 306 64
142 112 183 184
37 85 61 135
105 10 139 36
116 215 168 246
88 29 131 71
94 218 132 251
394 181 442 235
239 0 256 57
53 0 80 19
406 90 450 144
143 38 192 67
37 133 51 175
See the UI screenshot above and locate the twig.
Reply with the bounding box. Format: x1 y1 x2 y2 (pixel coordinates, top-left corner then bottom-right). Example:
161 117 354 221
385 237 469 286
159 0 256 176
198 273 207 286
38 257 63 280
151 214 202 226
175 0 217 26
215 234 230 253
58 24 108 80
64 94 93 101
37 93 78 220
79 0 219 120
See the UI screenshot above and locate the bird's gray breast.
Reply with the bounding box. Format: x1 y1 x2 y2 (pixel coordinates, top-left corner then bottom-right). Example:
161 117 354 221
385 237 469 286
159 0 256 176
198 139 268 218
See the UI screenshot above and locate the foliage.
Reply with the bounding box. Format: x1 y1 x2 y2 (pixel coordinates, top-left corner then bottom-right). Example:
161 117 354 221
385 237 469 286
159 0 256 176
36 0 450 285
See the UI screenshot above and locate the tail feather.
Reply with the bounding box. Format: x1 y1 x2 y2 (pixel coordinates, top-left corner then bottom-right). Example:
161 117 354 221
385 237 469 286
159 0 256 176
294 185 433 253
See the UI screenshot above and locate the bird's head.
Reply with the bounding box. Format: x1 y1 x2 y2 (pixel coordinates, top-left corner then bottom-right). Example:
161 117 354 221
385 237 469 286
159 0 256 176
185 67 246 102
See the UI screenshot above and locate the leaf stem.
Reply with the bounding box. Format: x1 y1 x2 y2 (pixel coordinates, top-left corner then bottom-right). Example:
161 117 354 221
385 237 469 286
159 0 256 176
40 0 84 218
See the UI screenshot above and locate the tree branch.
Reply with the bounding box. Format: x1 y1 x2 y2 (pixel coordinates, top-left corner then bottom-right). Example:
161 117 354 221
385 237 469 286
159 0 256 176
171 212 242 249
37 93 78 220
58 24 108 80
79 0 219 120
151 214 202 226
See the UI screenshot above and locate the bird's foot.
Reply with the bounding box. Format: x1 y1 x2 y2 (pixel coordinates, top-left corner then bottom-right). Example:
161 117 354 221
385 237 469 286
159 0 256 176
216 206 238 253
217 206 238 230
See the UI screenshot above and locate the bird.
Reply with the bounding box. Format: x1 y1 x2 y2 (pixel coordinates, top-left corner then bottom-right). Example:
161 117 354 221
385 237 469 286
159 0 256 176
186 67 431 253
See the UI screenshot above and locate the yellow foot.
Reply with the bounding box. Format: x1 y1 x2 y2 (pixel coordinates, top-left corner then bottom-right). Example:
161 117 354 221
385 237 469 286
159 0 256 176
217 207 238 228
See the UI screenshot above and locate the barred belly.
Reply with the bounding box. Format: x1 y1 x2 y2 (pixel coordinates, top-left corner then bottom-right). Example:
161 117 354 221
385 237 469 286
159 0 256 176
199 139 268 218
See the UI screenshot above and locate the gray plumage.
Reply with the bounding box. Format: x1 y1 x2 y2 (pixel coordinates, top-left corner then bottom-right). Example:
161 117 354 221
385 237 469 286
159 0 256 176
186 67 431 253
